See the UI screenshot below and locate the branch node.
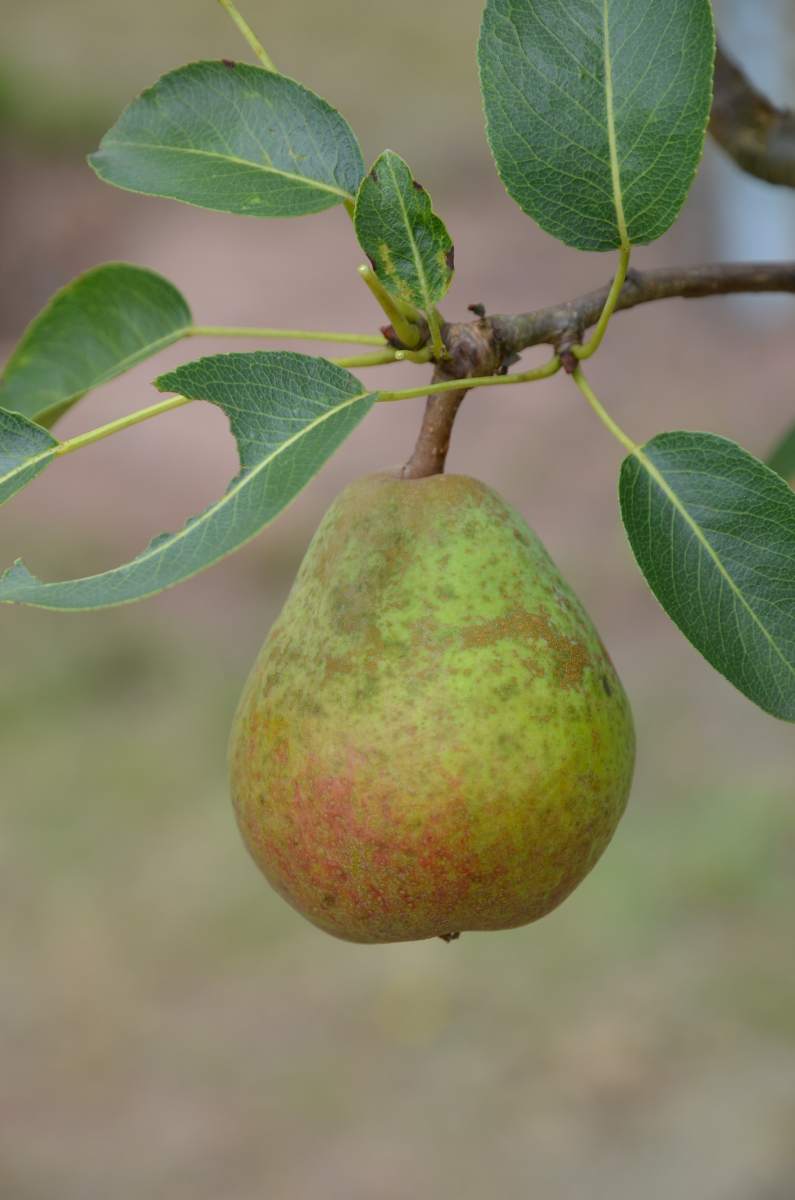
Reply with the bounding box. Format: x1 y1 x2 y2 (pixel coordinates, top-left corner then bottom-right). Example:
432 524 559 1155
401 320 502 480
559 347 579 376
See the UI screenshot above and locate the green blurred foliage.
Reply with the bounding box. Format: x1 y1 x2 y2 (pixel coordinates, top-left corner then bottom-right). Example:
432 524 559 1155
0 0 486 172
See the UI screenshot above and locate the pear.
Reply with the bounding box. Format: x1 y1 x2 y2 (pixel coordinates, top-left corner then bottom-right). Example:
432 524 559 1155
230 472 635 944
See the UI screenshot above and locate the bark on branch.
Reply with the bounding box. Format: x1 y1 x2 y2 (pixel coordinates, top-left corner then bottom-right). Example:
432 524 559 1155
490 261 795 357
403 260 795 477
401 376 469 480
402 37 795 478
402 320 502 479
710 43 795 188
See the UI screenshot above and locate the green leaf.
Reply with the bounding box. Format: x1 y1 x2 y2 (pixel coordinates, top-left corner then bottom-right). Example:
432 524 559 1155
89 62 364 218
0 264 192 428
767 420 795 485
0 408 58 507
0 353 374 611
619 432 795 721
354 150 454 313
478 0 715 251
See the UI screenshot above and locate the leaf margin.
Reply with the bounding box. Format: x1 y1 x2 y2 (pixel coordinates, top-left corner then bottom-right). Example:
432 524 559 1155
0 407 58 507
353 148 455 314
0 262 193 428
477 0 716 252
619 429 795 722
88 60 366 219
0 352 377 611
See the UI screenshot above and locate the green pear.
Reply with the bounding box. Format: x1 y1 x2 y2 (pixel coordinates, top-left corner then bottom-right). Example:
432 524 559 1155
230 472 635 944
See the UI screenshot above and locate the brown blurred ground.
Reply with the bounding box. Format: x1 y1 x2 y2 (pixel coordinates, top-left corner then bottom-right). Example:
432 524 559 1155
1 3 794 1198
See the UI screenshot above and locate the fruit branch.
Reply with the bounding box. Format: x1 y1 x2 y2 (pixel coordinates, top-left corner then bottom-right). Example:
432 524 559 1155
489 260 795 357
396 255 795 477
710 43 795 188
18 263 795 478
401 374 470 480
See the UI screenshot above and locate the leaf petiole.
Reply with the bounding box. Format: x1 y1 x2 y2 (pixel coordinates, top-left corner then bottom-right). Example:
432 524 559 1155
29 345 431 468
574 243 631 362
54 395 193 459
190 325 387 347
36 346 416 466
570 366 636 454
426 309 447 361
358 265 424 350
216 0 277 71
331 349 400 368
396 346 435 365
379 355 560 402
331 345 437 368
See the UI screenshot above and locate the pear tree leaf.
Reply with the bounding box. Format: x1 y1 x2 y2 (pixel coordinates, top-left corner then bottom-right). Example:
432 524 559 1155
767 419 795 485
0 353 375 610
478 0 715 251
0 264 192 428
619 431 795 721
0 408 58 507
354 150 454 313
89 61 365 218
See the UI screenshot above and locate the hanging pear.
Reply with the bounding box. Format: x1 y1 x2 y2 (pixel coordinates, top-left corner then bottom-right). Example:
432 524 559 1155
230 472 635 943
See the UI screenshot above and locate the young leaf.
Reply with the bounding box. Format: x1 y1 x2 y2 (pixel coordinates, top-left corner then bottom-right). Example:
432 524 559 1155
89 62 364 218
619 432 795 721
0 408 58 507
354 151 454 313
1 264 192 428
478 0 715 251
767 419 795 485
0 353 374 611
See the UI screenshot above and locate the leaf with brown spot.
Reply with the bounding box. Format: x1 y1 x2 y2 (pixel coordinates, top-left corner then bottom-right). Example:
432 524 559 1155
353 149 454 315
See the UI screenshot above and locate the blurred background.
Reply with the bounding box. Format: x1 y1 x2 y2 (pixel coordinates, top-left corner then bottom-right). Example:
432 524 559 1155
1 1 793 1197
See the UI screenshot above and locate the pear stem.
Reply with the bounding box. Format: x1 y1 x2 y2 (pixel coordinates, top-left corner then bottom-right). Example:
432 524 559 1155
401 373 469 480
401 319 504 479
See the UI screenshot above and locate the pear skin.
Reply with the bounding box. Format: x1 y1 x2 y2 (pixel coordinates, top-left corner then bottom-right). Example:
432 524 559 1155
230 473 635 943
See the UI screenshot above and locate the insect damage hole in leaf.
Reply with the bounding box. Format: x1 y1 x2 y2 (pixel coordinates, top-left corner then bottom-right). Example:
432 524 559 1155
0 353 376 610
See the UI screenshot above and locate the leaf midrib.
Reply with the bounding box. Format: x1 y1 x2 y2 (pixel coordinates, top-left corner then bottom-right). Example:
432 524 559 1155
602 0 629 248
97 140 354 202
631 443 795 682
0 444 57 503
17 326 193 425
384 155 435 311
